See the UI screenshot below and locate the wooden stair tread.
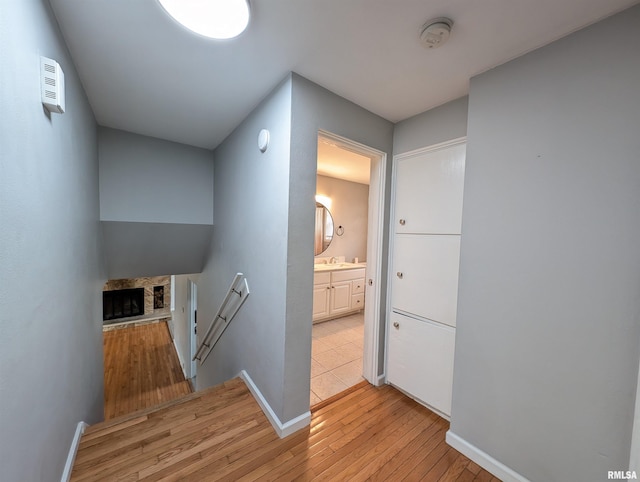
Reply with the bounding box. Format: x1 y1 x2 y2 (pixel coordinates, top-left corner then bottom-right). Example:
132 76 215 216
84 378 244 435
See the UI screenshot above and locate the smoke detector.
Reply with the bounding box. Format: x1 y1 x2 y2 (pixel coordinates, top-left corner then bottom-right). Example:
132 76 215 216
420 18 453 49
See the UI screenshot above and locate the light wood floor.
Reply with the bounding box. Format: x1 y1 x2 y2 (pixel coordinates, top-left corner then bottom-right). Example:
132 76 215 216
103 321 192 420
73 377 499 481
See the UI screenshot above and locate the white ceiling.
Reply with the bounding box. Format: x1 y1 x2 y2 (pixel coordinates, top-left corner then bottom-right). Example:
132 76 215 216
317 139 371 185
49 0 638 150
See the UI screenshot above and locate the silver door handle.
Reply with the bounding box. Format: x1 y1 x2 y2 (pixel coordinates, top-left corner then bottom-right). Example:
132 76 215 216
396 272 403 279
393 321 400 329
399 219 406 226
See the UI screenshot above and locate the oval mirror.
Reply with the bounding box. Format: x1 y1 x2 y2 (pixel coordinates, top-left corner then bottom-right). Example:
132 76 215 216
314 202 334 255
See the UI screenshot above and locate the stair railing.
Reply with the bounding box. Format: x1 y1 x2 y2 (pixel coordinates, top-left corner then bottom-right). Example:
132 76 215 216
193 273 250 364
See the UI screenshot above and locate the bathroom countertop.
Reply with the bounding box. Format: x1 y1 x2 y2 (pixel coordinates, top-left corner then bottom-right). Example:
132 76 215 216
313 262 367 272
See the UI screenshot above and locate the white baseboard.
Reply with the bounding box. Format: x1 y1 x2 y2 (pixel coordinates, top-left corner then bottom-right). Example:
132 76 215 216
173 337 189 380
60 421 88 482
446 431 530 482
238 370 311 439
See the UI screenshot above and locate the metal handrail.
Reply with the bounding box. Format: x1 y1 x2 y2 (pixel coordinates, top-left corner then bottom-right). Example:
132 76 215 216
193 273 250 364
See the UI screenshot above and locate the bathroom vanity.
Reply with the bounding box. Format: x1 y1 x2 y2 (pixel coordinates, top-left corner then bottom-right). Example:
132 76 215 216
312 263 366 323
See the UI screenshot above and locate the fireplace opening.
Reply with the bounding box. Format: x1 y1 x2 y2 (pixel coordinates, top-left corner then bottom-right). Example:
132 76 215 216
103 288 145 321
153 286 164 309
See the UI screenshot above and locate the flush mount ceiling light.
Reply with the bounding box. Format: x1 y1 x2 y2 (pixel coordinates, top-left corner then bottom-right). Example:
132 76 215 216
158 0 250 40
419 17 453 49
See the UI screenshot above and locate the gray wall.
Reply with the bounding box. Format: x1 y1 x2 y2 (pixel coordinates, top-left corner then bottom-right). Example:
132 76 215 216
196 77 293 423
197 73 393 426
393 96 468 155
290 73 394 407
101 221 212 279
99 127 214 224
98 128 214 278
0 1 105 480
315 175 369 262
451 7 640 481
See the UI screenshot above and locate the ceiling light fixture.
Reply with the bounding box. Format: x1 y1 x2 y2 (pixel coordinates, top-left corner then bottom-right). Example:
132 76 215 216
158 0 250 40
419 17 453 49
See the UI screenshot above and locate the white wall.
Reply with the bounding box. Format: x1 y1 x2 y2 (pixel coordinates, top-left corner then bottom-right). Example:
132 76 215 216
0 1 105 480
315 175 369 262
99 127 214 224
451 6 640 481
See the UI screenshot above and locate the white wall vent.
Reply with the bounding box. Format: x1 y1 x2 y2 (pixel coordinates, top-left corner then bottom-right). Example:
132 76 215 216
40 56 65 114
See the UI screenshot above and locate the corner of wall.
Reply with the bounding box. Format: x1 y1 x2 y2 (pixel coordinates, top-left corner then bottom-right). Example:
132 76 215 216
239 370 310 438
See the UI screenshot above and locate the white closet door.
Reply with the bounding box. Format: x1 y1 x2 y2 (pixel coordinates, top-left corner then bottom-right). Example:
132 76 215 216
387 312 456 416
392 234 461 327
395 143 465 235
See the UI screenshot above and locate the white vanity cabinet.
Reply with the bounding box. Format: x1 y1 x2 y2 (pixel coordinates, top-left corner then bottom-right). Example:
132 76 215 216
387 139 466 418
313 267 365 323
312 272 331 320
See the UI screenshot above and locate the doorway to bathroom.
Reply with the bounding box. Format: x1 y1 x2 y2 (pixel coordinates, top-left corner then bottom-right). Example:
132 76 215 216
310 131 386 405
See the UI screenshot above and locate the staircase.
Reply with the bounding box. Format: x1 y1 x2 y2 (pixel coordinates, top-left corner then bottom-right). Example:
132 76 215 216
70 378 273 481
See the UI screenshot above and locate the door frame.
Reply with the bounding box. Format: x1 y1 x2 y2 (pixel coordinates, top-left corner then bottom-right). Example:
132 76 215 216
187 279 198 380
317 130 387 386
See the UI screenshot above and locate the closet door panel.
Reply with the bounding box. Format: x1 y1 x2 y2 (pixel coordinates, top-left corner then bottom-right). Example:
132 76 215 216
387 312 455 416
395 143 466 235
392 234 460 327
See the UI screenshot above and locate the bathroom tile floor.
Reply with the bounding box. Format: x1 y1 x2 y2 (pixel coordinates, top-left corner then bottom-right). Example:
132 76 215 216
310 312 364 405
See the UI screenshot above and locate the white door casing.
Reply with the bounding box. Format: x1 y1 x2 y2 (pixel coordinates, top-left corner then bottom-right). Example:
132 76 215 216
317 130 387 386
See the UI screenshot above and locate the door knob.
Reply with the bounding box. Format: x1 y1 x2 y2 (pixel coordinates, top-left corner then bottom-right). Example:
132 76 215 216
396 272 403 279
399 219 406 226
393 321 400 329
368 279 373 286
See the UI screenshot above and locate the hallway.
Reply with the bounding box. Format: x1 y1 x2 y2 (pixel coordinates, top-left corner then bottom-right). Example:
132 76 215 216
103 321 192 420
71 378 499 481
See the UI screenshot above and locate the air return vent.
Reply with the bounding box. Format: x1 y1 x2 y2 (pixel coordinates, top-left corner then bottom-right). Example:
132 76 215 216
40 56 65 114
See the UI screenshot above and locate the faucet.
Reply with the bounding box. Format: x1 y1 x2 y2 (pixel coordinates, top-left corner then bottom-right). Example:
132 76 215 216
330 256 337 264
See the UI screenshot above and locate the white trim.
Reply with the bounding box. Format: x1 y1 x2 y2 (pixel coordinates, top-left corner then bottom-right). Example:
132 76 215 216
173 336 189 380
375 374 386 387
188 279 198 379
317 130 387 386
446 431 530 482
393 136 467 161
238 370 311 438
60 421 88 482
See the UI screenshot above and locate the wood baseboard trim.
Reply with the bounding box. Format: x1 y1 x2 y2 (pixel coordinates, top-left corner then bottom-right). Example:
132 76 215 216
446 430 530 482
311 380 370 412
60 421 88 482
238 370 311 439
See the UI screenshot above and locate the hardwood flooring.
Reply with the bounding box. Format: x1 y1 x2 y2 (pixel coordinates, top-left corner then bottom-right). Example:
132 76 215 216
103 321 192 420
73 377 499 481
